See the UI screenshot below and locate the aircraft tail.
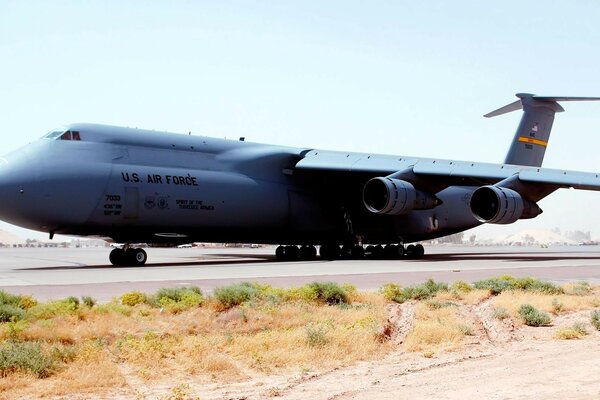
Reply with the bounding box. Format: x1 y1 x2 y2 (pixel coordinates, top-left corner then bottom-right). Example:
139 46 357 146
485 93 600 167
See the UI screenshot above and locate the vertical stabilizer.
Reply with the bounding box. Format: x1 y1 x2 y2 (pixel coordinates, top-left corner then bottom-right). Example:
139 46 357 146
485 93 600 167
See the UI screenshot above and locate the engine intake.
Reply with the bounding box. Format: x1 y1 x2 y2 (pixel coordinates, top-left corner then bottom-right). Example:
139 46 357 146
363 177 440 215
470 185 542 224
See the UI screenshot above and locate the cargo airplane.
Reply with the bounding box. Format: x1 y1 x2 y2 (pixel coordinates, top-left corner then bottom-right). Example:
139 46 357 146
1 93 599 266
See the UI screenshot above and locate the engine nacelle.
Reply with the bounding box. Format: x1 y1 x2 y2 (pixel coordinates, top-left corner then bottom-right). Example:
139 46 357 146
470 185 542 224
363 177 439 215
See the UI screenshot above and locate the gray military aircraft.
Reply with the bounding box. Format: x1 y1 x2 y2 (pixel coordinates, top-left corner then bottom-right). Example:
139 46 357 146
1 93 599 266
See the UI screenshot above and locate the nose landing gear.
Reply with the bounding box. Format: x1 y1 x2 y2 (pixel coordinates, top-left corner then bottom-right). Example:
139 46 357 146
109 246 147 266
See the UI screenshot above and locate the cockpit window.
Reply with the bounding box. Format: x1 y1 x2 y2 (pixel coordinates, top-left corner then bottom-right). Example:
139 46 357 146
44 131 64 139
43 130 82 141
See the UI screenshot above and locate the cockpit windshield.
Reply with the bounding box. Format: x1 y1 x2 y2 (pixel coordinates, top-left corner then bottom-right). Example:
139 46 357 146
43 129 82 141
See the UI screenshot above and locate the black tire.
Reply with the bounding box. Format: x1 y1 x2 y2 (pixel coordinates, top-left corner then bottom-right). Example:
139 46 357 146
299 245 317 260
341 245 353 259
350 245 364 259
275 245 285 260
284 245 299 260
319 244 340 260
413 244 425 258
109 248 125 266
132 248 147 266
373 245 384 259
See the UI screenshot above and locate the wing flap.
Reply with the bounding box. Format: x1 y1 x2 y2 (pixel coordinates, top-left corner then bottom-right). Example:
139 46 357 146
519 169 600 190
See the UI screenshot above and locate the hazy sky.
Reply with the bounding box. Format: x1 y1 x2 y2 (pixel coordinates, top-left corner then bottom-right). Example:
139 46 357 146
1 1 600 240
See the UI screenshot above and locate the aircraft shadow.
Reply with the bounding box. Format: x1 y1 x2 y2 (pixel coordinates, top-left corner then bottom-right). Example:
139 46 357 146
18 254 290 271
415 252 600 263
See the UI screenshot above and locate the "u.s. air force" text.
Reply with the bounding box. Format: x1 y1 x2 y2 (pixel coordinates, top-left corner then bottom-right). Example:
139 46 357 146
121 172 199 186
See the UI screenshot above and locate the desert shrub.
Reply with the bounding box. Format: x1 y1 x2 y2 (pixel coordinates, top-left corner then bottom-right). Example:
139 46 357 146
154 287 203 306
0 304 25 322
65 296 80 307
518 304 551 327
17 295 38 309
213 282 260 309
451 281 473 293
426 300 457 310
0 291 23 307
0 341 57 378
565 281 592 296
381 279 448 303
95 302 133 316
473 277 513 295
81 296 96 308
305 282 349 305
474 276 563 295
121 291 148 307
305 324 329 347
458 324 474 336
492 307 510 320
556 323 588 340
591 310 600 331
4 318 28 339
26 299 79 320
551 298 564 314
380 283 403 302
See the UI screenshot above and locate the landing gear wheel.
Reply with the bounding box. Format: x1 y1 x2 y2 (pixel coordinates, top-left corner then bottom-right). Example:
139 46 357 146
350 245 364 259
299 245 317 260
341 244 353 259
284 245 299 260
319 244 340 260
131 248 147 266
275 246 285 260
413 244 425 258
109 248 125 266
365 245 375 259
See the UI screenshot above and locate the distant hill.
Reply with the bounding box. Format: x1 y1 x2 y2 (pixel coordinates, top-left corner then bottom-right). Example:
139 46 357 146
493 229 576 246
0 230 25 245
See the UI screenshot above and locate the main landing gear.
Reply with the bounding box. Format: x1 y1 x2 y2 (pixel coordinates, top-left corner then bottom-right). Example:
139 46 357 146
275 243 425 261
109 246 148 266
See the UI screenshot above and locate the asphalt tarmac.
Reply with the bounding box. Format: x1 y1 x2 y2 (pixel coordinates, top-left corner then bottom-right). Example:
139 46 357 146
2 245 600 301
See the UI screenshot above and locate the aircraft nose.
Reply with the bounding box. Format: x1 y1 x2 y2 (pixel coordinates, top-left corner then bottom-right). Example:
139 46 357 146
0 151 41 230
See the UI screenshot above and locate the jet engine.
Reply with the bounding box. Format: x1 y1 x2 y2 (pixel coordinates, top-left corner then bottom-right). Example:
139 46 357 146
470 185 542 224
363 177 440 215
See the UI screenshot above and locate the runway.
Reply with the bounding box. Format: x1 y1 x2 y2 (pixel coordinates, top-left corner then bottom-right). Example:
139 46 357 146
2 245 600 301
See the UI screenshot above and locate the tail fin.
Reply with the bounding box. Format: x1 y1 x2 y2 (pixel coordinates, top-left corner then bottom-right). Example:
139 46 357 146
485 93 600 167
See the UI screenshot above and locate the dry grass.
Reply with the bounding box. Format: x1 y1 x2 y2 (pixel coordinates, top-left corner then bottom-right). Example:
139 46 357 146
403 303 466 352
3 279 600 399
434 289 492 305
493 291 600 325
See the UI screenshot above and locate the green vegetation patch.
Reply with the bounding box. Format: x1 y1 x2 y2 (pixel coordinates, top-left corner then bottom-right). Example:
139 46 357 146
518 304 552 327
591 309 600 331
0 341 74 378
380 279 448 303
474 276 563 295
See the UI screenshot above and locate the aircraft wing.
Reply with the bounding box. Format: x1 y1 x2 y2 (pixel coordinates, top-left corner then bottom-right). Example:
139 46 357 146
295 150 600 200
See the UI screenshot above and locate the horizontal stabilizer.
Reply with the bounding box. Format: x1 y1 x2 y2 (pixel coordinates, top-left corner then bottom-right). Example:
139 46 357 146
484 93 600 118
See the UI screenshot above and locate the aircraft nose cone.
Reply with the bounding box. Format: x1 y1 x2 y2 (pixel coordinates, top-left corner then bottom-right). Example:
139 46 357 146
0 151 40 230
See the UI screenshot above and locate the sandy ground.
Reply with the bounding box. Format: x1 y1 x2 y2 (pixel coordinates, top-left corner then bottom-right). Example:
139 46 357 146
80 304 600 400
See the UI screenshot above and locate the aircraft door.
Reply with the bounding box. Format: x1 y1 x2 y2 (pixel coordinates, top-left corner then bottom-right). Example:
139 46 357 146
123 187 139 219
